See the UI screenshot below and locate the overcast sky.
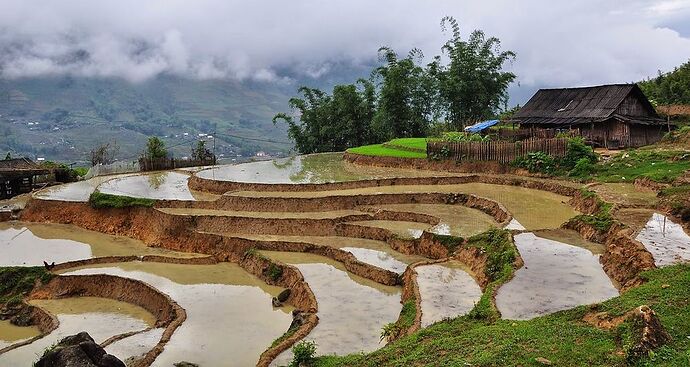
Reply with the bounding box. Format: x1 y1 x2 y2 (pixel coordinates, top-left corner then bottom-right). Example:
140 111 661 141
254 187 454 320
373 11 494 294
1 0 689 103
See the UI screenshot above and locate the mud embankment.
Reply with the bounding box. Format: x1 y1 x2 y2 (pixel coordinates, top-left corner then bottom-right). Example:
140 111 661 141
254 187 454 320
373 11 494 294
344 152 512 175
566 191 656 290
0 304 58 354
28 274 185 367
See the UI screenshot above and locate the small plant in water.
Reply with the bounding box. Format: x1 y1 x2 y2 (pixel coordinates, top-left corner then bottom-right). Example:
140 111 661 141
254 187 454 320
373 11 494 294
290 340 317 367
266 264 283 281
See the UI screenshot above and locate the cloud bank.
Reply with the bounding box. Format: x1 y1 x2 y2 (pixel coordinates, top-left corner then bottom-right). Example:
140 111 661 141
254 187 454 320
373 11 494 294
0 0 689 94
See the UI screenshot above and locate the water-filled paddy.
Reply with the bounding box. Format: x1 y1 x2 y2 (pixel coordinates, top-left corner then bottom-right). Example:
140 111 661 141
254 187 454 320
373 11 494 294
635 213 690 267
496 233 618 320
98 171 217 201
0 222 201 266
34 174 136 202
260 251 400 364
0 297 154 364
158 207 365 219
61 262 294 367
416 261 482 327
231 183 578 230
196 153 449 183
365 203 499 237
350 220 431 239
224 234 426 273
0 321 40 350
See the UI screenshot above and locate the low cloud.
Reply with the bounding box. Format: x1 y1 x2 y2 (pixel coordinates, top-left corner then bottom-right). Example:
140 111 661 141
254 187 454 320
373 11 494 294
0 0 688 91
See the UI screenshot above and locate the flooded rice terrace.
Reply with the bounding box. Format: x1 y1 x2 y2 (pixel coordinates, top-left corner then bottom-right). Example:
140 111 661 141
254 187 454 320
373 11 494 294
2 152 662 366
196 152 448 183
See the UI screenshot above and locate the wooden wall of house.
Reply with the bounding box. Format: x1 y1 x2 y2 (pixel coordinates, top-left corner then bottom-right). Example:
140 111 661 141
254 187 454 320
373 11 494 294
616 94 652 117
577 120 662 148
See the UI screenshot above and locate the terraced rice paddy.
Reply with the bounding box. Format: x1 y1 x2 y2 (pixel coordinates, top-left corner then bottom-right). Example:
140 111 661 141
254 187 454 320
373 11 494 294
3 152 685 366
0 297 155 364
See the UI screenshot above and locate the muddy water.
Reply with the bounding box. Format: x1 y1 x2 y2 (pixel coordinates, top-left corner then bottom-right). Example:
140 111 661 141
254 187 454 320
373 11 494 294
366 204 498 237
0 297 154 364
636 213 690 267
232 183 578 230
158 207 366 219
496 233 619 320
591 183 658 207
34 173 137 202
260 251 401 364
61 262 294 366
196 153 449 183
0 320 40 350
0 222 201 266
98 171 218 201
533 228 606 255
416 261 482 327
350 220 431 239
224 234 426 273
104 327 165 363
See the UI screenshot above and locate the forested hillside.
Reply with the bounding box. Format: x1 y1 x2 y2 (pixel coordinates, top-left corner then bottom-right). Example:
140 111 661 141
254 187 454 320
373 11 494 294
639 60 690 105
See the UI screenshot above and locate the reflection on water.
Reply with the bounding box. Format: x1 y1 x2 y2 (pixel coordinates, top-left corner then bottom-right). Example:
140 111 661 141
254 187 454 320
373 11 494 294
196 153 449 183
496 233 618 320
416 261 482 327
340 247 408 274
261 251 400 365
365 204 498 237
61 262 293 367
231 183 578 230
350 220 431 239
636 213 690 267
34 174 136 202
0 222 201 266
98 172 216 201
0 297 154 365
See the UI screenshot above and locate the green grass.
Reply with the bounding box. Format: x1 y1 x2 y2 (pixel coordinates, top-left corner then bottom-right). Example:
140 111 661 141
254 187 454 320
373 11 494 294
347 144 427 158
430 233 464 255
386 138 428 152
88 191 155 209
593 150 690 183
0 267 53 306
381 300 417 342
314 264 690 367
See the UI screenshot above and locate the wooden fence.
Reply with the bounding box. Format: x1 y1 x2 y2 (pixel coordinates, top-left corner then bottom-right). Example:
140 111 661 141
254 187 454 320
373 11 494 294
138 157 216 171
427 138 569 164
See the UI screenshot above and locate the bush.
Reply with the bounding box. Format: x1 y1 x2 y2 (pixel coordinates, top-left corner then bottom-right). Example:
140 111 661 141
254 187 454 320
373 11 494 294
569 157 596 177
290 340 317 367
562 137 598 170
513 151 556 173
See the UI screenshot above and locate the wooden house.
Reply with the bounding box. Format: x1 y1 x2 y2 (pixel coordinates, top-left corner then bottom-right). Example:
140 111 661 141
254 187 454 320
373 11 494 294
0 158 49 199
512 84 667 148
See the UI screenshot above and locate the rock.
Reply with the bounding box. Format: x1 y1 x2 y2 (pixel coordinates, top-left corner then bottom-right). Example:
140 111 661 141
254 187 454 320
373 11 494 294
277 288 291 302
272 297 283 307
626 305 672 361
289 309 308 330
174 362 200 367
535 357 552 365
34 332 126 367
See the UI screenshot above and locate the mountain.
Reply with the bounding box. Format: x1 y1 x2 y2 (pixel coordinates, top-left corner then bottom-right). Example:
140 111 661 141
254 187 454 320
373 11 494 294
0 62 372 164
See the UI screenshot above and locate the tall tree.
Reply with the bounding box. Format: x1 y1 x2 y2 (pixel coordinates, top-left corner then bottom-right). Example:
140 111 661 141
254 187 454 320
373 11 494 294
144 137 167 159
372 47 437 140
437 16 516 130
273 80 377 153
89 141 119 166
639 60 690 105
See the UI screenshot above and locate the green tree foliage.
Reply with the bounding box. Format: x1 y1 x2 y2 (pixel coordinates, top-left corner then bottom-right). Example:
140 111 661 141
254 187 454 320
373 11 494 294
436 16 516 130
273 80 377 154
372 48 437 140
144 137 168 159
191 140 213 161
639 60 690 105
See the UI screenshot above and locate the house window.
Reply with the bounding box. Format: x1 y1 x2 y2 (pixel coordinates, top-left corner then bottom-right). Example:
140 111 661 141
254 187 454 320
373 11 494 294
557 100 573 112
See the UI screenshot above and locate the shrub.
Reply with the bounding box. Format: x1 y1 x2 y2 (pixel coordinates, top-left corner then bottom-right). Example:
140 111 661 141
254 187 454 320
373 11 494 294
290 340 317 367
569 157 596 177
562 137 598 170
513 151 556 173
266 264 283 281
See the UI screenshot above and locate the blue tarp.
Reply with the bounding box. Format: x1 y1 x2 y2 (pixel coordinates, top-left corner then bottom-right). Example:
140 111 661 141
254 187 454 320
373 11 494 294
463 119 499 133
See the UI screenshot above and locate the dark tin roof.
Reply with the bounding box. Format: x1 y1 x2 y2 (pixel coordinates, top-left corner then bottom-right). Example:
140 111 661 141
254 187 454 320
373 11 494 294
513 84 664 126
0 158 49 176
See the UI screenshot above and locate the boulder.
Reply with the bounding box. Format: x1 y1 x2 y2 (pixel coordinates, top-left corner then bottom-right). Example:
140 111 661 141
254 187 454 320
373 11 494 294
34 332 125 367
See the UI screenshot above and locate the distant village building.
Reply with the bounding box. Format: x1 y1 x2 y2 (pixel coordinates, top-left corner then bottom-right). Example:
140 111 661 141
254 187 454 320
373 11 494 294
0 158 49 199
512 84 666 148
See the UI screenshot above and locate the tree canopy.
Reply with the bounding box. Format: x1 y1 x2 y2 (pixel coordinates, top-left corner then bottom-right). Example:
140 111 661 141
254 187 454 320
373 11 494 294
639 60 690 105
144 137 168 159
274 16 516 153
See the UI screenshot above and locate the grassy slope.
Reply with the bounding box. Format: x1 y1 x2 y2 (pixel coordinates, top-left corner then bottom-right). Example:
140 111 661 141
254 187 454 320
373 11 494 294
592 150 690 183
316 264 690 367
0 267 52 306
347 144 427 158
387 138 428 152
